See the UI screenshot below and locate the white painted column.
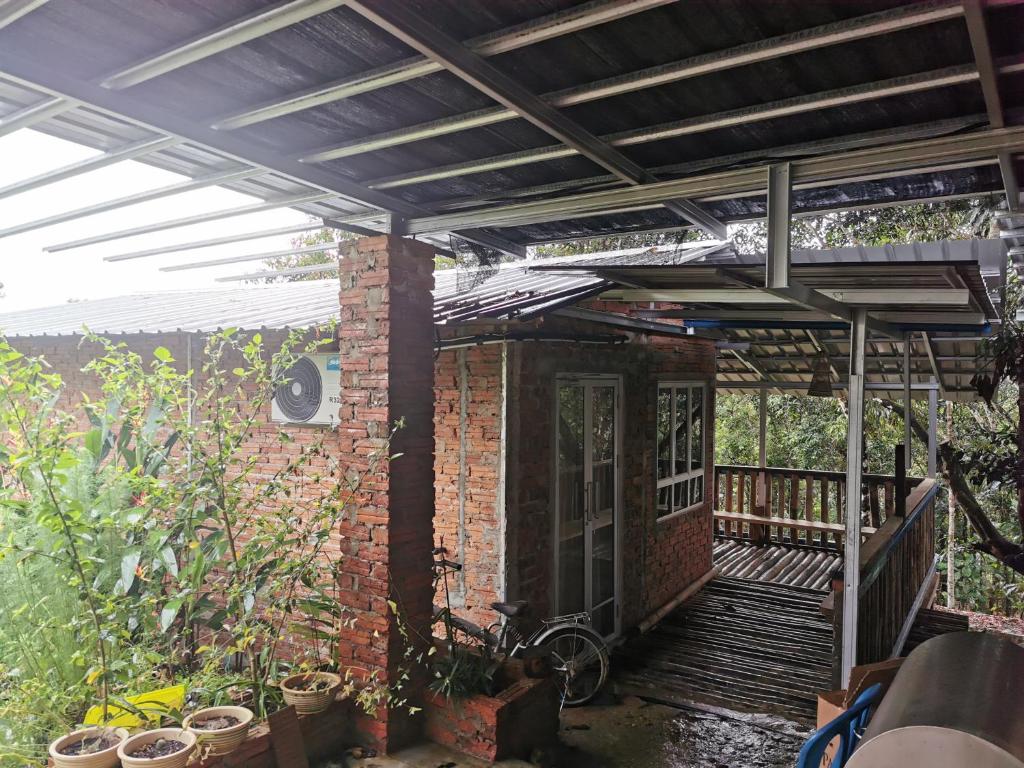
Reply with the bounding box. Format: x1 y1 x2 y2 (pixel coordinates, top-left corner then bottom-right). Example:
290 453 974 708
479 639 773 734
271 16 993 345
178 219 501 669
842 308 868 685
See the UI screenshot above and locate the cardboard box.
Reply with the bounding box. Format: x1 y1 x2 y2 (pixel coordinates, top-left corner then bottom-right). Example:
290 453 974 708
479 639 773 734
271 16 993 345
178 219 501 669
815 658 905 767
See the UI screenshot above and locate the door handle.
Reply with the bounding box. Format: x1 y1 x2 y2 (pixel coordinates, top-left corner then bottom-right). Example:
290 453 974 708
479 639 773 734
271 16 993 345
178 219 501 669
584 481 593 523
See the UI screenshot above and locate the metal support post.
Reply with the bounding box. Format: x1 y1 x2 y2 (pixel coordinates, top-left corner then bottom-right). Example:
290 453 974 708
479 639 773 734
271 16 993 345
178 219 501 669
842 308 867 686
928 380 938 478
904 334 913 472
766 163 791 289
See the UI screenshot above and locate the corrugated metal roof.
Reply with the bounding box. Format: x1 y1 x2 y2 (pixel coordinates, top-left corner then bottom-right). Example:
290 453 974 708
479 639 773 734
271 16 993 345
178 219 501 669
0 281 343 337
1 247 732 336
0 1 1019 248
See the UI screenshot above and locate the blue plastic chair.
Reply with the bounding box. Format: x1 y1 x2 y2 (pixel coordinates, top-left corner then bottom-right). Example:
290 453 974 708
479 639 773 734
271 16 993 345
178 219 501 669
795 683 883 768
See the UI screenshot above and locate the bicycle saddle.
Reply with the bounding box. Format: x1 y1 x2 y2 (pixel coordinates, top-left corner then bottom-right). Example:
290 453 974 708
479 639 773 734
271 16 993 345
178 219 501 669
491 600 528 618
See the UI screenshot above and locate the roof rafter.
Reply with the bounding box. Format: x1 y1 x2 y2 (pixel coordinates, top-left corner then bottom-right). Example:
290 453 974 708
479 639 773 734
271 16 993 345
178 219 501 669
718 267 900 338
101 0 349 90
357 66 980 190
0 62 524 257
0 0 49 31
963 0 1021 211
211 0 673 130
403 126 1024 234
298 1 966 162
344 0 726 239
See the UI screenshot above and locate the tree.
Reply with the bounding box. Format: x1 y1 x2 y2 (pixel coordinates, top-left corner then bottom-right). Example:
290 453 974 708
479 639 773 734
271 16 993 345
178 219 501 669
260 224 350 282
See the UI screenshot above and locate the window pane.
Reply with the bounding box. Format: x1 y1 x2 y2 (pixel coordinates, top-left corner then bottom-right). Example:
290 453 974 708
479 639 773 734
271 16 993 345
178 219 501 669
690 387 703 472
691 475 704 506
557 384 585 615
674 388 688 476
657 485 672 518
673 479 689 512
657 389 672 480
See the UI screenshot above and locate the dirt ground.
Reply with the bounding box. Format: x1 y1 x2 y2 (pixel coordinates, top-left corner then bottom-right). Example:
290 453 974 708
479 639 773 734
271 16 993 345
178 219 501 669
328 694 809 768
553 695 808 768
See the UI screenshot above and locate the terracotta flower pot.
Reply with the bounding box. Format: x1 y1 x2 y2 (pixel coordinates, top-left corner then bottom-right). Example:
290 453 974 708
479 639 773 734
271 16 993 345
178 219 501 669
49 727 128 768
280 671 342 715
183 705 253 757
116 727 196 768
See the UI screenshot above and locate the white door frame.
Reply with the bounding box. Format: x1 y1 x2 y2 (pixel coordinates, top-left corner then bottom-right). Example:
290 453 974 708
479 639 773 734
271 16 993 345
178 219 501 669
552 374 623 639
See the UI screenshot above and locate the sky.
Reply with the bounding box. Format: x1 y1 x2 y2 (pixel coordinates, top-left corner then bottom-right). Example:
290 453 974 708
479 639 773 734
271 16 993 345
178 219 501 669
0 130 316 311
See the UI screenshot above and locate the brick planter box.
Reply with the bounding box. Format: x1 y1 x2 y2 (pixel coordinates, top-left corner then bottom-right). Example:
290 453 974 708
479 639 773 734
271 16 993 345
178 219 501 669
194 698 353 768
422 662 559 762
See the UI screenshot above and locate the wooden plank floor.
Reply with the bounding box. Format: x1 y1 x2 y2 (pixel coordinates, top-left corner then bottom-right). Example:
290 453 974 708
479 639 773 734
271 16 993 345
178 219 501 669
904 607 970 653
615 576 834 724
714 538 840 591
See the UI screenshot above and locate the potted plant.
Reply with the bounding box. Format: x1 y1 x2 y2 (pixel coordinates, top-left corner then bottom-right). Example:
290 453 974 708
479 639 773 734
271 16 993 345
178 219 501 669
117 727 197 768
183 705 253 757
279 671 343 715
48 726 129 768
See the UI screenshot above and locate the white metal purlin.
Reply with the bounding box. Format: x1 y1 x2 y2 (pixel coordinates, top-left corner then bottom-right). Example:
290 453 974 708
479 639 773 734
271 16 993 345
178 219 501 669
296 2 967 162
100 0 349 90
213 0 673 131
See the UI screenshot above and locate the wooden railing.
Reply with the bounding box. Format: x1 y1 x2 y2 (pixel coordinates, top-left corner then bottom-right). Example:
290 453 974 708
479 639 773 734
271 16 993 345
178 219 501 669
849 479 939 667
713 464 923 548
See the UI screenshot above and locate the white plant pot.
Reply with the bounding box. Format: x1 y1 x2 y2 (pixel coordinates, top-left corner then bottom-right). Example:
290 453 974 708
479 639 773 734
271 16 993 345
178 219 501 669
280 672 342 715
49 727 128 768
116 727 196 768
183 705 253 757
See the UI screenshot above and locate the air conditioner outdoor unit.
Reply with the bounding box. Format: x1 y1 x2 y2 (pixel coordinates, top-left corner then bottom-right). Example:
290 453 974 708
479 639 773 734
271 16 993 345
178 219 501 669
271 353 341 426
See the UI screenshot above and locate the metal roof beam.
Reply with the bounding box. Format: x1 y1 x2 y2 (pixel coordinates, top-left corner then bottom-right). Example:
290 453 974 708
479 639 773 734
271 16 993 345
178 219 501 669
428 115 987 214
0 62 508 254
451 229 527 259
215 262 341 282
404 126 1024 234
360 65 979 190
161 241 340 272
0 64 427 216
100 0 348 90
344 0 726 239
601 288 971 305
718 267 900 338
0 167 260 239
104 223 328 262
0 135 179 200
921 331 948 396
212 0 671 130
0 0 50 31
963 0 1020 211
0 94 75 137
44 192 334 252
296 1 966 161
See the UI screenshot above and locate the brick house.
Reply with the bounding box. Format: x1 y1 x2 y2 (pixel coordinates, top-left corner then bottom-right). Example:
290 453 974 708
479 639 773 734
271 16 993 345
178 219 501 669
1 239 721 641
0 237 724 742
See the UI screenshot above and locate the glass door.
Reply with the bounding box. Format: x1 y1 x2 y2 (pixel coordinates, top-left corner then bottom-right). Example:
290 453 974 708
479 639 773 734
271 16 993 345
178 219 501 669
555 377 620 638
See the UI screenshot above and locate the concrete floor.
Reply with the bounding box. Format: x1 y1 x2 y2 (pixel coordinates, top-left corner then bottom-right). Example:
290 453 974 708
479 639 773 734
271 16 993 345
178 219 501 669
330 695 808 768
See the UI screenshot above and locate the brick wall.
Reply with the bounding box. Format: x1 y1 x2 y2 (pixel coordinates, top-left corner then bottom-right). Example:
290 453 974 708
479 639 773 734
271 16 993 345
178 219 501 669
433 345 504 628
335 235 435 750
431 328 716 636
505 333 715 631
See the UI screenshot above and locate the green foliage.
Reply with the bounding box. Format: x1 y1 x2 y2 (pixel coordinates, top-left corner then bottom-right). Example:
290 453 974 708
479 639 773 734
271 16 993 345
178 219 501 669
260 223 351 282
0 328 410 762
731 198 996 253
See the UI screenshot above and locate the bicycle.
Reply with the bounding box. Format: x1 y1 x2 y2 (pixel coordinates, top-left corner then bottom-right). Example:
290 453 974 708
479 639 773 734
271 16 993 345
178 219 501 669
432 548 610 707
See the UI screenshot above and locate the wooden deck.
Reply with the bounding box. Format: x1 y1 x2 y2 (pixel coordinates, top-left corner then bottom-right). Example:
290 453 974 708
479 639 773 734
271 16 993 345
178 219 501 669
714 538 840 590
615 576 834 724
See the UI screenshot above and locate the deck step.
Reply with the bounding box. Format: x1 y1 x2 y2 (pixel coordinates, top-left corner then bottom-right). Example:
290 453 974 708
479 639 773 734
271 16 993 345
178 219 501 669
614 576 833 724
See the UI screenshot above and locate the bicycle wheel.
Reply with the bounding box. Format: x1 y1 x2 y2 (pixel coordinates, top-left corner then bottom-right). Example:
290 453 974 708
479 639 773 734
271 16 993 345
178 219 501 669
536 625 609 707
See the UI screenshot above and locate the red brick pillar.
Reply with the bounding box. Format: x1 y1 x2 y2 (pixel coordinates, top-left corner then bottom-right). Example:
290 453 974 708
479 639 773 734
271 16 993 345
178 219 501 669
335 235 435 751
